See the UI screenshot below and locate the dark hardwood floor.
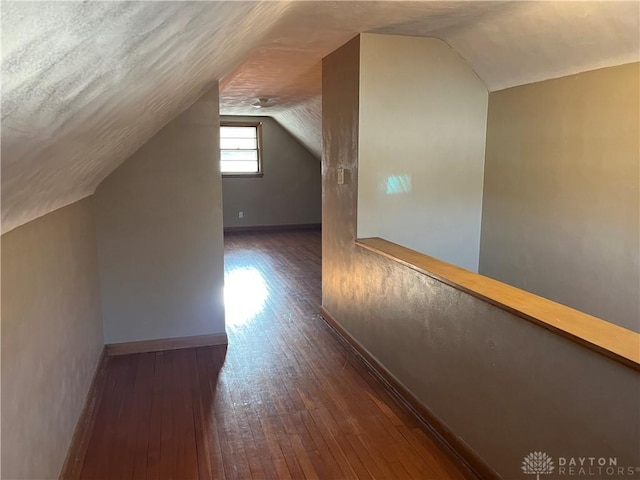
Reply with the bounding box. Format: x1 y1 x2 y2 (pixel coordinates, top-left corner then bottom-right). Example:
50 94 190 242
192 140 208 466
77 229 472 479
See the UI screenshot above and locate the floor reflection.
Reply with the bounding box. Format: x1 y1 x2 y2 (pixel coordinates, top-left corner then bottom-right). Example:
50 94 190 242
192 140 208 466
224 266 268 328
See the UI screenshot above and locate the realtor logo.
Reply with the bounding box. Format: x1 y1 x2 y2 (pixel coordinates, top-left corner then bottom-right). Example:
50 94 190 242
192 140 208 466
522 452 555 480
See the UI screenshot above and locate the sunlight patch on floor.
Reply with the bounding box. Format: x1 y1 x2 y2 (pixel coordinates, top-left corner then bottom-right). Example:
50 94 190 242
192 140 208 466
224 267 268 329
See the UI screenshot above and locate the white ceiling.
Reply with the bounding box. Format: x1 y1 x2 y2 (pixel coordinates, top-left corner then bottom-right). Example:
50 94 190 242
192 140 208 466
2 1 639 233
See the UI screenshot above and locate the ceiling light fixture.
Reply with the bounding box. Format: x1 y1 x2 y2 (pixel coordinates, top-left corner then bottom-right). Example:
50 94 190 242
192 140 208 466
251 97 274 109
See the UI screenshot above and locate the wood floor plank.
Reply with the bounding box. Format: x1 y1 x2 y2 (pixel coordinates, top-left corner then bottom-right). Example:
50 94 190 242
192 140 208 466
158 352 177 480
173 349 199 480
214 378 251 479
243 408 282 479
130 353 156 480
108 356 138 480
299 410 346 478
81 355 136 480
290 434 319 480
110 355 138 480
187 348 213 480
195 347 226 480
346 433 396 479
390 461 416 479
224 373 265 479
77 229 473 480
307 407 360 478
145 352 164 480
257 414 294 480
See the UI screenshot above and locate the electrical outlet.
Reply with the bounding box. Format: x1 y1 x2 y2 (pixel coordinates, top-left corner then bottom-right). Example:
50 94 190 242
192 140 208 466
239 211 244 219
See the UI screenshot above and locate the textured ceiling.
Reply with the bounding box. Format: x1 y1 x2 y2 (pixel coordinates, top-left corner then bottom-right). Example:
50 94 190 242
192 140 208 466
1 1 292 233
2 1 639 233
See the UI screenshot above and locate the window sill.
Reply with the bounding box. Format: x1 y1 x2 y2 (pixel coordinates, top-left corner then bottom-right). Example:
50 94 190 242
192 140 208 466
222 173 264 178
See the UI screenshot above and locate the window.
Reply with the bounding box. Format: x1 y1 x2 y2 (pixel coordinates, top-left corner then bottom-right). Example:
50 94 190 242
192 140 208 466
220 122 263 176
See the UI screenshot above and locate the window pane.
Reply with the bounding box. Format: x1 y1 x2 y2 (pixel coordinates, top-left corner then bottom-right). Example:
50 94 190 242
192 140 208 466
220 138 257 150
220 126 256 139
221 150 258 161
221 160 259 173
220 125 260 175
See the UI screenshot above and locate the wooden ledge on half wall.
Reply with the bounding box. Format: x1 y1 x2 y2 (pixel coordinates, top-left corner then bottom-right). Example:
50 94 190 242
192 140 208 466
356 237 640 371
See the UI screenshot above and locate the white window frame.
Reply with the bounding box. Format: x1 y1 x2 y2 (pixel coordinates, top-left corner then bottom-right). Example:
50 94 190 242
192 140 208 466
220 121 263 177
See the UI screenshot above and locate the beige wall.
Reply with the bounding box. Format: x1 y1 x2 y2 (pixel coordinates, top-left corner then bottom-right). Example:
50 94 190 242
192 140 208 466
357 34 487 272
1 198 104 479
221 115 321 228
323 36 639 479
480 63 640 332
94 87 226 344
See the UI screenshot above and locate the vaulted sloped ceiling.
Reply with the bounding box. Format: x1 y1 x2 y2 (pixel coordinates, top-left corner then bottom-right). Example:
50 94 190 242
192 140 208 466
2 1 638 233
